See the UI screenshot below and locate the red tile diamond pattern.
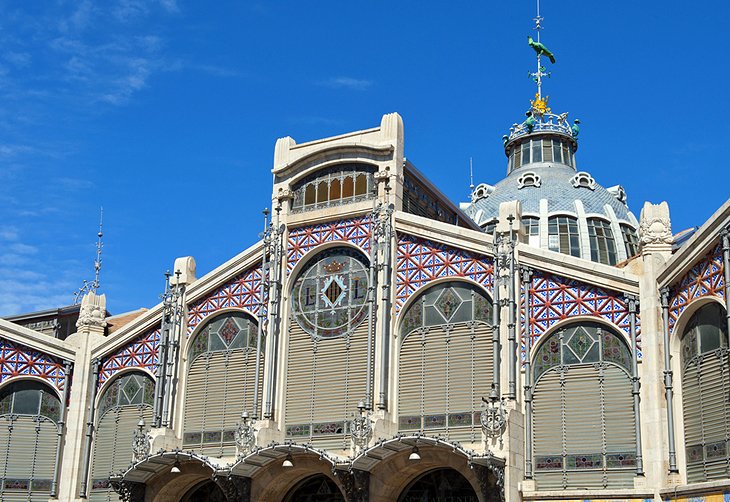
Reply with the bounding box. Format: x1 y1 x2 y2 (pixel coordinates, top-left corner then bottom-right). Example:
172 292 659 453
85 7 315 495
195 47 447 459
0 337 66 393
287 216 372 271
395 234 494 312
187 264 264 335
669 243 725 335
99 327 160 384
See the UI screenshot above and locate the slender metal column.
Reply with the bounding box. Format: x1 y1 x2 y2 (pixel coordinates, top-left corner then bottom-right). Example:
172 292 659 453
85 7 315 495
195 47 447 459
164 277 183 425
377 203 393 410
264 204 283 419
507 216 517 400
492 234 501 394
721 228 730 341
253 209 270 418
79 359 100 498
521 267 534 479
627 295 644 476
51 360 73 497
153 273 171 427
660 287 679 473
365 204 379 410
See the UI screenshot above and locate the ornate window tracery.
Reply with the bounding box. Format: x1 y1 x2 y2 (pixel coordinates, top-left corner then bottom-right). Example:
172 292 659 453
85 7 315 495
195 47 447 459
532 323 636 490
398 281 492 442
291 164 376 212
90 372 154 501
183 312 263 456
680 302 730 482
0 381 61 499
291 248 370 339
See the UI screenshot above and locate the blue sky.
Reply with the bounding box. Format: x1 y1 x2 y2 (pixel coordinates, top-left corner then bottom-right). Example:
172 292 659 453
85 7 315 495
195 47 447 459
1 0 727 316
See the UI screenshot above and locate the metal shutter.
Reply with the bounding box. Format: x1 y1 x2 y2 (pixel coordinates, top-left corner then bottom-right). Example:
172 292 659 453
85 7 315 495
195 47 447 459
90 406 153 502
0 415 58 502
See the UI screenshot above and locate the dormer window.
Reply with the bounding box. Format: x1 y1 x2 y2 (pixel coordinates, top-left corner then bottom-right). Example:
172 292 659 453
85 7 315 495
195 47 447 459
517 172 541 189
291 164 376 212
571 172 596 190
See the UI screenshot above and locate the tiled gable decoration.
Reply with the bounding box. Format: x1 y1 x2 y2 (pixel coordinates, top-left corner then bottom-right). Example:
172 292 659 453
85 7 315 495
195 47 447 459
525 271 640 359
395 234 494 312
287 215 372 271
669 243 725 335
99 326 160 384
0 337 67 393
187 264 265 335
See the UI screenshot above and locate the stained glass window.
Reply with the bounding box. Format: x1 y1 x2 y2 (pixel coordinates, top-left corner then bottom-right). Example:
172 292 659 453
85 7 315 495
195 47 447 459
0 380 61 423
188 312 260 363
291 164 376 212
292 248 369 338
402 281 492 333
97 372 155 418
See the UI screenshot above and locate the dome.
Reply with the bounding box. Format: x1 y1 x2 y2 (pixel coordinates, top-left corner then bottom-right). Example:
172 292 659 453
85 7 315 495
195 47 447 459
463 105 640 266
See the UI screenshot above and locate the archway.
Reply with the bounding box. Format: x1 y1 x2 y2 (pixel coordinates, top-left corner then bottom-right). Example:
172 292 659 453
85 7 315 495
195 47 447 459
398 468 478 502
181 480 226 502
283 474 345 502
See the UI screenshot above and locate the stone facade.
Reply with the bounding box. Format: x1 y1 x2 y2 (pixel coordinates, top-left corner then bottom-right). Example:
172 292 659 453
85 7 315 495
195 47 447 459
1 113 729 502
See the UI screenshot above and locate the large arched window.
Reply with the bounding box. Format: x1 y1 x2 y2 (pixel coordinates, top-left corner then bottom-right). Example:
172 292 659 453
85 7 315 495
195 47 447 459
291 164 376 212
532 323 636 490
90 372 154 502
183 312 263 457
285 248 370 449
547 215 580 257
680 302 730 482
398 281 493 442
0 380 61 500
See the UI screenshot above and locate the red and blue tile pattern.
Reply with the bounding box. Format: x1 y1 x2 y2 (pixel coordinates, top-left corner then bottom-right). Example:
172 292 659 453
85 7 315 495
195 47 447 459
187 264 265 335
287 216 372 271
668 243 725 335
0 337 66 393
99 326 160 384
395 234 494 312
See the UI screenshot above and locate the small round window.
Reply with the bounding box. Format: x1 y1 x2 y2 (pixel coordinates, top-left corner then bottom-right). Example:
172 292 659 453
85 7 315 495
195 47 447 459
291 248 369 338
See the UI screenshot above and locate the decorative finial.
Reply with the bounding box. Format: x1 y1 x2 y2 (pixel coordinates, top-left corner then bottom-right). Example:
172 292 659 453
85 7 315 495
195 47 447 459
73 207 104 304
469 157 475 192
527 0 555 100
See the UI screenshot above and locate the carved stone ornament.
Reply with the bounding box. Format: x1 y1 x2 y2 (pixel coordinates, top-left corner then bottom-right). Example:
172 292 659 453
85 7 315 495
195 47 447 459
110 479 146 502
234 418 256 457
76 292 107 329
131 420 151 462
639 201 673 246
277 187 294 201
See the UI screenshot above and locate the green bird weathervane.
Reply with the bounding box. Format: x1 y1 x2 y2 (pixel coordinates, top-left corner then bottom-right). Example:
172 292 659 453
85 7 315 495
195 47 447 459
527 0 555 114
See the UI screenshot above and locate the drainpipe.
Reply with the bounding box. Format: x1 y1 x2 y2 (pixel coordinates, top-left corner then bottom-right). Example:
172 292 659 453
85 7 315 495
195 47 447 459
521 268 534 479
627 295 644 476
51 360 73 498
79 358 100 498
660 287 679 473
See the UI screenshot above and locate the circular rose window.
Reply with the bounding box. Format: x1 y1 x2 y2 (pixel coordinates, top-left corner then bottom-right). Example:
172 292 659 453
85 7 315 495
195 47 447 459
291 248 369 338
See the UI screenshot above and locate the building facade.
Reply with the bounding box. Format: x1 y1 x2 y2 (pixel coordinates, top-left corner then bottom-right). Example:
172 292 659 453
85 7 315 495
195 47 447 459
1 107 729 502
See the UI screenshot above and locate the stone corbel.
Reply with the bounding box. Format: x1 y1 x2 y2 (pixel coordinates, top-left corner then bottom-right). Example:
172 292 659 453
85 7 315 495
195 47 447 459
276 187 294 202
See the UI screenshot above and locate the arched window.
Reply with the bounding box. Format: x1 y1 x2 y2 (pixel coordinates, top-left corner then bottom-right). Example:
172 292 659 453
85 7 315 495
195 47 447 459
285 248 371 448
0 380 61 500
90 372 154 501
621 224 639 258
522 216 540 247
680 302 730 482
547 215 580 257
183 312 263 457
398 281 493 442
291 164 376 212
532 323 636 490
587 218 618 265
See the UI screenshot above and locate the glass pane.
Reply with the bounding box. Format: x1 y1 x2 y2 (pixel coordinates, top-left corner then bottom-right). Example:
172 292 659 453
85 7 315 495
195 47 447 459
355 174 367 195
329 178 341 201
342 176 354 198
515 147 522 167
13 388 41 415
316 181 328 203
532 139 542 162
543 140 552 162
522 142 531 164
553 140 563 163
304 184 316 205
562 144 570 166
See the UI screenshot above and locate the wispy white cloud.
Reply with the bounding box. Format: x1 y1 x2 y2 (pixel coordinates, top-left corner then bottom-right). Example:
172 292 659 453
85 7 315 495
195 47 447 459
318 76 373 91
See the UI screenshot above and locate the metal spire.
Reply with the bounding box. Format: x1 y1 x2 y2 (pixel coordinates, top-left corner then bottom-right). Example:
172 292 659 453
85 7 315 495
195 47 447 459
73 207 104 304
469 157 474 192
529 0 550 100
